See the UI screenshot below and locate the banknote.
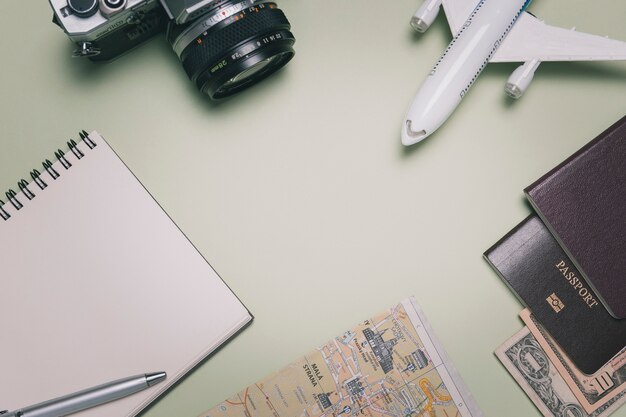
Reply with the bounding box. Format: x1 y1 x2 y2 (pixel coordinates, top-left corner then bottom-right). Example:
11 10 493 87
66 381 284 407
495 327 626 417
199 298 483 417
520 309 626 414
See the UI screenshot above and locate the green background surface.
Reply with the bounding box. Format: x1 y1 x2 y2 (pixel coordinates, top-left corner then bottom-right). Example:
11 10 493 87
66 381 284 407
1 1 625 416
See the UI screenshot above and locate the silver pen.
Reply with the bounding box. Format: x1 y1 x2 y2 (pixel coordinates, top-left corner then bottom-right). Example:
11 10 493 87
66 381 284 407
1 372 166 417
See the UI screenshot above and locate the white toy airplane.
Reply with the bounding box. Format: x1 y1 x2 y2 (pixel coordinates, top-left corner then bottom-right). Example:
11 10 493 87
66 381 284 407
402 0 626 146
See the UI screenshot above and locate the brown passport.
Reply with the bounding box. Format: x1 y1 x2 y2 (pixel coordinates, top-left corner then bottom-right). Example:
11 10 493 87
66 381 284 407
525 115 626 319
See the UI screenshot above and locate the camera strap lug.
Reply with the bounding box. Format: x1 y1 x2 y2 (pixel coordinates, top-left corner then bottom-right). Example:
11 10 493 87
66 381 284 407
72 41 101 58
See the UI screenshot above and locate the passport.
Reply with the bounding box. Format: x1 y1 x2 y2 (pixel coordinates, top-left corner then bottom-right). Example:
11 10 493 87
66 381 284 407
525 115 626 319
484 215 626 375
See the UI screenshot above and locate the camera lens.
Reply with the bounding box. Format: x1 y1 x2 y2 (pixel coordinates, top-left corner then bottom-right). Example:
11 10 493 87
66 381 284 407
168 1 295 99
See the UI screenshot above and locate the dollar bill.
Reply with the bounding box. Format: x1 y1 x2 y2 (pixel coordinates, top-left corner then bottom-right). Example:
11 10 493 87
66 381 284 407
520 309 626 414
495 327 626 417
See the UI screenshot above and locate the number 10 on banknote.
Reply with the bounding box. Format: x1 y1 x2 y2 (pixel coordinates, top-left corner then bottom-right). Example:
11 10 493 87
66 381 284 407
200 298 483 417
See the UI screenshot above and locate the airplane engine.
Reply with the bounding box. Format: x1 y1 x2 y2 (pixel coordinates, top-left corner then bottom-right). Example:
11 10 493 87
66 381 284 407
505 59 541 99
410 0 442 33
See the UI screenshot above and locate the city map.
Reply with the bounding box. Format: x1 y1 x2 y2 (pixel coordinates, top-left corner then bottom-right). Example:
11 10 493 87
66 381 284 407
200 298 482 417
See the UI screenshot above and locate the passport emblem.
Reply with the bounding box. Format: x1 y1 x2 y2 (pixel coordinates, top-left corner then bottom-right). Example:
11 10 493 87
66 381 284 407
547 293 565 313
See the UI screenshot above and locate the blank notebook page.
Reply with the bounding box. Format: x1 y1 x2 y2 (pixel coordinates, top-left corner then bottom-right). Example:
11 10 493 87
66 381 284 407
0 131 251 417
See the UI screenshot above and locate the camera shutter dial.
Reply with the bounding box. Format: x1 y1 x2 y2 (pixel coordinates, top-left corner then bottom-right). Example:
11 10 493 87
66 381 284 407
99 0 127 18
68 0 99 18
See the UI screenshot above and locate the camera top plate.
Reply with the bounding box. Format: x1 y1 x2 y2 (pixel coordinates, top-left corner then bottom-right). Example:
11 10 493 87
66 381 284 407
49 0 157 40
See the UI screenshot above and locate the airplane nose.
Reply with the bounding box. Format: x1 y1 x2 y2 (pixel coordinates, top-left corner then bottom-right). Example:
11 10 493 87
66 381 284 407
410 17 429 33
402 120 428 146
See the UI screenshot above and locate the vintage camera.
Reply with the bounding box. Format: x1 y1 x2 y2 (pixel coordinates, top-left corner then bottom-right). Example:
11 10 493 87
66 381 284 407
49 0 295 98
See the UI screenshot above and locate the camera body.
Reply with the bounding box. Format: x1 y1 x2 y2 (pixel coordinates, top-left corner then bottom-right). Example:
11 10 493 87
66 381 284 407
50 0 169 61
49 0 295 98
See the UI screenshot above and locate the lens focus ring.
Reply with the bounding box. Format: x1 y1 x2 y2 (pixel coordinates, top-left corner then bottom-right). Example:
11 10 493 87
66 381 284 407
181 7 290 85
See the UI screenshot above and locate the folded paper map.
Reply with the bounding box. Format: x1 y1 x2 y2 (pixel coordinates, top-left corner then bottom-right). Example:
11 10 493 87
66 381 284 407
200 298 483 417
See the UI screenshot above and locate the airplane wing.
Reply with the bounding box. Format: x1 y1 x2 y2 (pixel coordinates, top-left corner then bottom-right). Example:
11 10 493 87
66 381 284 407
490 12 626 62
441 0 476 36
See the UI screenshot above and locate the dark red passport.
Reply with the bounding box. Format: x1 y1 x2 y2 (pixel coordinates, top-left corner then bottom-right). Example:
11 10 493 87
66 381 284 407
525 115 626 319
484 215 626 374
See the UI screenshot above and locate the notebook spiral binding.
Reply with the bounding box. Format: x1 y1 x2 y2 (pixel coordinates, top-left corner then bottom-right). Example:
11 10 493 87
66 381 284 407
0 130 96 221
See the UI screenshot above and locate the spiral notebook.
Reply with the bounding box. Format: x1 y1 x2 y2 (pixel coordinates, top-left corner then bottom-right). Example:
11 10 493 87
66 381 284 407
0 131 252 417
